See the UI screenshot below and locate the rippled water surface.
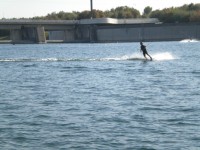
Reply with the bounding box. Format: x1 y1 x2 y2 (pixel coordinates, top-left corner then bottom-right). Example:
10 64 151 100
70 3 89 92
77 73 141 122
0 42 200 149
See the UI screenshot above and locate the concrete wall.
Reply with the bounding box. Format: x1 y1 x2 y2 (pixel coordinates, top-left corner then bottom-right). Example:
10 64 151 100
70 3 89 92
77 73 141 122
97 27 141 42
10 26 46 43
64 29 75 42
10 29 22 42
48 29 75 42
48 23 200 43
36 26 46 43
3 21 200 43
48 25 90 42
96 23 200 42
143 24 200 41
49 31 65 40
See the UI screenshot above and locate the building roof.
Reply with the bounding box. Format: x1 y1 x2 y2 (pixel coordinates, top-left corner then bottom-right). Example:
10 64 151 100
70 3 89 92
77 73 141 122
0 18 159 25
80 18 159 25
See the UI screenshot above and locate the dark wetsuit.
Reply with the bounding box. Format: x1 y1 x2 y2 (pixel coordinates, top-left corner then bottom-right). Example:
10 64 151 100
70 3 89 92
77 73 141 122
140 43 152 60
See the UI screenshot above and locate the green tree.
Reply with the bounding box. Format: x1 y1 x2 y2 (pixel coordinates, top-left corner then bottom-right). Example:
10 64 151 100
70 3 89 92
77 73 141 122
143 6 152 17
92 10 105 18
30 3 200 22
190 10 200 22
150 3 200 23
104 6 140 18
77 11 91 19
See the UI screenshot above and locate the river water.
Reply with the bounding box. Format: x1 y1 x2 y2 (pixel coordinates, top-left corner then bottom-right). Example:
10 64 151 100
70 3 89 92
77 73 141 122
0 42 200 149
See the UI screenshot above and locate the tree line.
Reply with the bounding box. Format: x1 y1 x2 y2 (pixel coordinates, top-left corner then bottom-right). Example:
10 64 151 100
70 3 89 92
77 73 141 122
150 3 200 23
32 6 140 20
8 3 200 23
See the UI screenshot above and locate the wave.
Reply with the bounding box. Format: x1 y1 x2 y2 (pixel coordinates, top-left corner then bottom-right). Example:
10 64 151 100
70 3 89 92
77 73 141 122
102 52 175 61
151 52 175 61
0 52 175 62
0 58 87 62
180 39 199 43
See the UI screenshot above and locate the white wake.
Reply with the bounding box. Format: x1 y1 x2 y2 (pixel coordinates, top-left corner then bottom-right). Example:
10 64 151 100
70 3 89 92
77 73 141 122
151 52 175 61
103 52 175 61
180 39 199 43
0 53 175 62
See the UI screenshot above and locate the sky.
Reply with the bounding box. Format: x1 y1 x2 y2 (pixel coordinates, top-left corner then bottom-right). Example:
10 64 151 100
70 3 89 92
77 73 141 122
0 0 200 18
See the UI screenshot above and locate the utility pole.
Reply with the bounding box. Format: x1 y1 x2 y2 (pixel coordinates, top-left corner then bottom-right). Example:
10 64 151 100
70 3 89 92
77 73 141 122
90 0 93 19
89 0 95 42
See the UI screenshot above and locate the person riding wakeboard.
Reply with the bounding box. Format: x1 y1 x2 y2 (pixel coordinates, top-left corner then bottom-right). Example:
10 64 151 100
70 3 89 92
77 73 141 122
140 42 152 61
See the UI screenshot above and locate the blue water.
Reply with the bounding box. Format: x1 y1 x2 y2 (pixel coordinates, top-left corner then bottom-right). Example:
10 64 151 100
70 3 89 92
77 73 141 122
0 42 200 149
